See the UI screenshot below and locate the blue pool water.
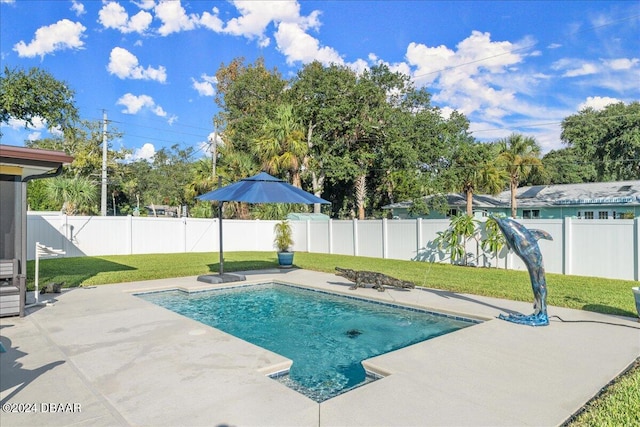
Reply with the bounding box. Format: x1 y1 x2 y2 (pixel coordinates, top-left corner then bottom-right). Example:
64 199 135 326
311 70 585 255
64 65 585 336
138 283 476 401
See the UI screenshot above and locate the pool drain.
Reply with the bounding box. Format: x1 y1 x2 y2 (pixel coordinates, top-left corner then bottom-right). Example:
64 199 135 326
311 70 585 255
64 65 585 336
345 329 362 338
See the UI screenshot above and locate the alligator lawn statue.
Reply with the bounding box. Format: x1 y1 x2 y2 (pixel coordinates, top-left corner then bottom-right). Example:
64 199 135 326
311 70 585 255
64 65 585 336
491 215 553 326
335 267 415 292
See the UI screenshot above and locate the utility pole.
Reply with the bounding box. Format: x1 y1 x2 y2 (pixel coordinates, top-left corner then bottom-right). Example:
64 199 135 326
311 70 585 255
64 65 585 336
210 124 218 183
101 110 108 216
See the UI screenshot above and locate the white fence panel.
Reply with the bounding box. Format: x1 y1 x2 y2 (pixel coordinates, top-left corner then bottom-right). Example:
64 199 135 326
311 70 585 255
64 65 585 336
131 217 184 254
331 221 355 256
357 220 384 259
67 216 129 256
569 219 635 280
223 220 274 252
416 219 453 263
25 213 639 281
504 219 564 275
27 214 66 259
387 220 419 260
307 221 330 253
185 218 218 253
290 221 308 252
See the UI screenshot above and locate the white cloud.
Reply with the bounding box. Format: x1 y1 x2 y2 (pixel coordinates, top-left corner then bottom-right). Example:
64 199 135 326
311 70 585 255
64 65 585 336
117 93 155 114
192 74 217 97
155 0 198 36
0 0 16 4
13 19 86 58
116 93 175 124
223 0 315 46
133 0 155 10
27 131 41 141
578 96 621 111
70 0 85 16
274 22 343 66
565 63 598 77
126 143 156 162
603 58 639 70
107 47 167 82
551 58 599 77
200 7 223 32
439 107 455 120
405 31 532 121
5 116 46 131
98 1 152 34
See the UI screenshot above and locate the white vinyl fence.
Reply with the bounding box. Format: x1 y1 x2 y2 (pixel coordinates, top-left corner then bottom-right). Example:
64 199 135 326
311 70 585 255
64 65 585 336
27 212 639 281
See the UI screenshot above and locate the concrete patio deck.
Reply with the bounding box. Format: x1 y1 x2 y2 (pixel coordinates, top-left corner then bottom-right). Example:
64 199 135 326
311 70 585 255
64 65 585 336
1 269 638 426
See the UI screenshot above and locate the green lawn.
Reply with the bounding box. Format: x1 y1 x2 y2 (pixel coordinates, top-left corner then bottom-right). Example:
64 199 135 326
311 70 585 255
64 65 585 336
26 251 640 425
28 251 639 317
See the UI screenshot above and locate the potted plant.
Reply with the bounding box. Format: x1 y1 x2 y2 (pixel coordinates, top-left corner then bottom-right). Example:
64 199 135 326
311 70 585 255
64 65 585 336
633 287 640 321
274 220 294 268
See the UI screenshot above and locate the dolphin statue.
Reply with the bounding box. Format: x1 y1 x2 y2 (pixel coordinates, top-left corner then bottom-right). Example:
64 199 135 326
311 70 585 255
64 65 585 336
490 215 553 326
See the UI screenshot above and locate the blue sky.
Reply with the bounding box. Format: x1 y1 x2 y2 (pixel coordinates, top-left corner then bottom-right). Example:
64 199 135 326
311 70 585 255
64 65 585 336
1 0 638 161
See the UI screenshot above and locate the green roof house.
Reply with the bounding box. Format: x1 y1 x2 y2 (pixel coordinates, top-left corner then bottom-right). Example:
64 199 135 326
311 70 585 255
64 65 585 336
383 180 640 220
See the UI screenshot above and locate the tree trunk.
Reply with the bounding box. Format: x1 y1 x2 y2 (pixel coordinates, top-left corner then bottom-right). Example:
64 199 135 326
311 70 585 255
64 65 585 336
312 172 325 214
355 174 366 220
510 179 518 218
306 121 325 214
466 190 473 217
291 170 302 188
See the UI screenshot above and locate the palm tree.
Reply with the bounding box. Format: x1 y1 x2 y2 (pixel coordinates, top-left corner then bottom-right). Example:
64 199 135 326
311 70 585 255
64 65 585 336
252 104 307 188
496 133 543 218
452 141 506 216
185 158 215 200
46 176 98 215
216 149 259 219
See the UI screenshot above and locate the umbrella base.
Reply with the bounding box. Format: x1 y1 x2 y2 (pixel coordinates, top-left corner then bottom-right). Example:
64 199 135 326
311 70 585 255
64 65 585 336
197 273 246 284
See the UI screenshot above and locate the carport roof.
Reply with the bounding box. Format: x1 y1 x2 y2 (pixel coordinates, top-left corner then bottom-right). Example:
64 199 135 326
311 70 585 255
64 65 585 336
0 144 73 179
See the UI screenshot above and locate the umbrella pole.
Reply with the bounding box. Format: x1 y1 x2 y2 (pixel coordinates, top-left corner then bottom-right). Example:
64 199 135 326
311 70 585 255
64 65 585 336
219 201 224 275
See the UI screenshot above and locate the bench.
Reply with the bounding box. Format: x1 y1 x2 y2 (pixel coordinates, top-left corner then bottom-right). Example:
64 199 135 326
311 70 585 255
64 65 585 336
0 259 25 317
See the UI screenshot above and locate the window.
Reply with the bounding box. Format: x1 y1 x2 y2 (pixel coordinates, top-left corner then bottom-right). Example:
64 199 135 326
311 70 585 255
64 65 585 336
598 211 608 219
447 209 458 217
523 209 540 219
583 211 594 219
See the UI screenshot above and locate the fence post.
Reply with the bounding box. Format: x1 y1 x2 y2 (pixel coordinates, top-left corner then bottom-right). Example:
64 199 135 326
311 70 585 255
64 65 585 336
182 217 187 253
563 217 572 276
382 218 388 259
127 214 133 255
61 214 70 256
634 218 639 281
328 219 333 254
353 219 359 256
416 218 423 258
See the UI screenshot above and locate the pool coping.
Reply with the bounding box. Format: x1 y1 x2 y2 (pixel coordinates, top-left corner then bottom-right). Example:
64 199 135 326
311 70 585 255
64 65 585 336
1 268 638 426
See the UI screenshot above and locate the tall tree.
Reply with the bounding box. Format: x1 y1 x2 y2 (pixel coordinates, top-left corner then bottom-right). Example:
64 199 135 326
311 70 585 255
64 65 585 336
0 66 79 137
214 57 286 162
561 102 640 181
526 147 597 185
449 141 506 216
252 104 307 187
288 61 358 209
496 133 542 218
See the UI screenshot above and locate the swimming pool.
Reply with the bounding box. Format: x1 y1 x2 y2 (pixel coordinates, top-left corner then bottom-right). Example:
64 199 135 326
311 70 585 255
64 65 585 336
138 283 477 401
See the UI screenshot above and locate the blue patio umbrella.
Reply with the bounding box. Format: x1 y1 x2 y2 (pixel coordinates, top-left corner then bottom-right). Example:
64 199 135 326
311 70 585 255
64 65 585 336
197 172 330 283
